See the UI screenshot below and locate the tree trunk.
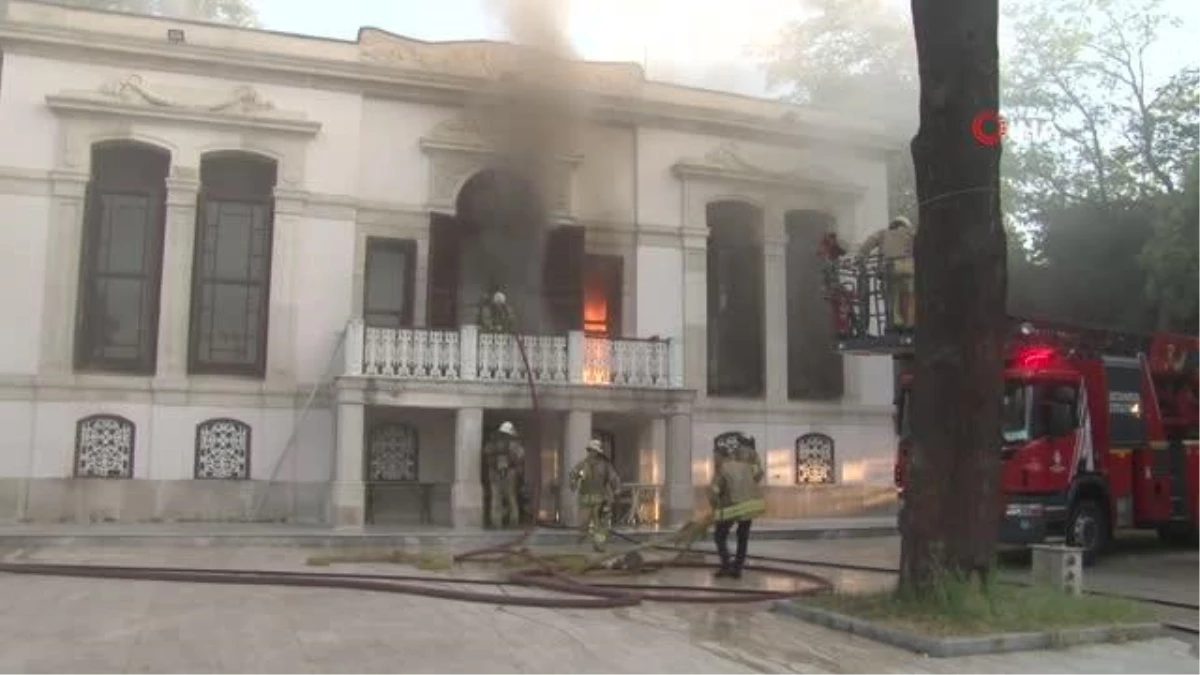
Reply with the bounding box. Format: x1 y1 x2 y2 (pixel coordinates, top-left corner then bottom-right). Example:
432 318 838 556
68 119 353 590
898 0 1008 593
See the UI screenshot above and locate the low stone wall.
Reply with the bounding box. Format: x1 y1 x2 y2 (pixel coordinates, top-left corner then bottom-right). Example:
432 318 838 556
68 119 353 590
692 484 898 520
0 479 329 524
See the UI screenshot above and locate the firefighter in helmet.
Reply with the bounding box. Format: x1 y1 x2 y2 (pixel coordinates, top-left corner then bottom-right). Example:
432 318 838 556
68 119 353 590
709 432 766 579
857 215 916 332
569 438 622 551
483 421 525 528
478 288 514 333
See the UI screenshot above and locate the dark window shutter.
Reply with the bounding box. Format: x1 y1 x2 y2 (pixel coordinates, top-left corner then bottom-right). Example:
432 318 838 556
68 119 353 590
426 213 462 329
542 225 585 333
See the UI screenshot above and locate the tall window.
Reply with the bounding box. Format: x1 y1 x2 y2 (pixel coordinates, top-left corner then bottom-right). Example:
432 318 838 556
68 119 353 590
706 201 764 397
188 153 277 377
583 255 623 337
75 142 169 374
364 238 417 328
786 210 844 400
367 423 419 482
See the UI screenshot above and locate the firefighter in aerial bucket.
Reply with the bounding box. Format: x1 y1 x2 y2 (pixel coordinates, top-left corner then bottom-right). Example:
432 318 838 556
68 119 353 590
483 421 525 528
709 432 766 579
857 215 916 332
569 438 622 552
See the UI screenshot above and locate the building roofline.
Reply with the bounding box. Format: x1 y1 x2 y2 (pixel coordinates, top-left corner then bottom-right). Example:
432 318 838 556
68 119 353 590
2 0 897 153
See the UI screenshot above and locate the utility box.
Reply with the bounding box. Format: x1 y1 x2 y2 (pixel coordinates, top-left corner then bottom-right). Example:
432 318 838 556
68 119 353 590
1030 544 1083 595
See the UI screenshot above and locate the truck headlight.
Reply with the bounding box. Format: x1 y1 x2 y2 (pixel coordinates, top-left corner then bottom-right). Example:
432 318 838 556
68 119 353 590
1005 503 1044 518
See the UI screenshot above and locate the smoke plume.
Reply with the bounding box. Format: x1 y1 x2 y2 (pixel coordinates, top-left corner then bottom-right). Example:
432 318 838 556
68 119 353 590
466 0 585 335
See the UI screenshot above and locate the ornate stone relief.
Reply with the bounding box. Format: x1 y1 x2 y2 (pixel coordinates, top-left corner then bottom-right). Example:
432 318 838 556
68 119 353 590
46 74 321 137
95 74 276 114
358 29 642 96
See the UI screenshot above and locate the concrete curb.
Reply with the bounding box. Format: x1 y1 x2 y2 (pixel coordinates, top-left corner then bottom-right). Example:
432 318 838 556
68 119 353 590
771 601 1165 658
0 523 897 549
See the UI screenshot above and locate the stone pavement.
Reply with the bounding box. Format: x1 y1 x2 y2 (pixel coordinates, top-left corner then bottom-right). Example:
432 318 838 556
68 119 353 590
0 517 897 549
0 541 1195 673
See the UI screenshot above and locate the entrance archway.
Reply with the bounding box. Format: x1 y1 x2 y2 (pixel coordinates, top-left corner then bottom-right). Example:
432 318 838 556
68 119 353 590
426 168 583 333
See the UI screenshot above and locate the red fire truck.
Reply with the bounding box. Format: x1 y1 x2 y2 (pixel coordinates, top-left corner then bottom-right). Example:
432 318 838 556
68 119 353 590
826 254 1199 563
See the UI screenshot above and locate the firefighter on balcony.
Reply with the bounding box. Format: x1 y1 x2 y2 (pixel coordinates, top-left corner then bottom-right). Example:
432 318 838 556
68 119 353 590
569 438 622 552
856 215 916 332
483 421 525 528
478 288 515 333
709 432 766 579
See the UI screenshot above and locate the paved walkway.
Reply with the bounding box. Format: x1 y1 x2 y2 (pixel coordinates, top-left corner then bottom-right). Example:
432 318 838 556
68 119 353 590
0 541 1193 673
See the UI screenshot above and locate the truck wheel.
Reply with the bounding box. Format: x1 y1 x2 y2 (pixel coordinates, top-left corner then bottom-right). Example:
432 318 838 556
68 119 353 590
1066 499 1109 566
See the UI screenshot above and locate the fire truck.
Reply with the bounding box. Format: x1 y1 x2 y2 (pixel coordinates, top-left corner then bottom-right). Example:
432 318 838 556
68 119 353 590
824 250 1199 563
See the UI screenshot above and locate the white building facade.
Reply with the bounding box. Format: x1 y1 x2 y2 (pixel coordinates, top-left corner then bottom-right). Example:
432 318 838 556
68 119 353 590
0 0 899 528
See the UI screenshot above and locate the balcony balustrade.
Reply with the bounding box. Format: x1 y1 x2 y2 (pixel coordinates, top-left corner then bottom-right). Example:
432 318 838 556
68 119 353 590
340 320 684 390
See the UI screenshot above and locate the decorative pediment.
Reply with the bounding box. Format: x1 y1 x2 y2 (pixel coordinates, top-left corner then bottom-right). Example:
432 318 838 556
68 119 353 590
46 74 321 136
672 141 866 196
420 114 584 161
358 29 643 96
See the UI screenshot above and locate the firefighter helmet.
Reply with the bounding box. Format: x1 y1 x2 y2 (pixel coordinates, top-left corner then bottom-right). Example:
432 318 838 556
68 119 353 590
586 438 606 456
498 421 517 436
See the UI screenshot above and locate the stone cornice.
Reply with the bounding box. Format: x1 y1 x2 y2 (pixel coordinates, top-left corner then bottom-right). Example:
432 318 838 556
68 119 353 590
0 14 895 156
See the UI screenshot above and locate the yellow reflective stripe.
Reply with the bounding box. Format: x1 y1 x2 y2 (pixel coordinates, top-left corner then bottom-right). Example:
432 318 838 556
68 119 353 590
716 498 766 521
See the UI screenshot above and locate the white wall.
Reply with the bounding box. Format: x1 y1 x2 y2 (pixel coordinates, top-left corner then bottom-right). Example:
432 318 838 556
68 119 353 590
634 245 683 340
691 414 895 487
0 194 50 375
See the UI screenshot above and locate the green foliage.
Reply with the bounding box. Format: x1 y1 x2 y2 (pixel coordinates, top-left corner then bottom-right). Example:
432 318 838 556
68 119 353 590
765 0 1198 332
810 575 1152 637
1014 201 1158 331
1139 162 1200 332
762 0 917 113
53 0 259 27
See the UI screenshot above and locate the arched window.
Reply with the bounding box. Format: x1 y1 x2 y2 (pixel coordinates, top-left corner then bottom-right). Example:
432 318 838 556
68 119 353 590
194 418 251 479
75 141 170 374
593 428 616 463
367 423 419 482
796 433 836 484
188 152 277 377
75 414 136 478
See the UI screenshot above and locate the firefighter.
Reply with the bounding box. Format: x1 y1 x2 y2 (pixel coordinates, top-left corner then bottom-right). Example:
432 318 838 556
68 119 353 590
477 288 513 333
857 215 916 332
483 421 525 528
709 432 766 579
569 438 622 552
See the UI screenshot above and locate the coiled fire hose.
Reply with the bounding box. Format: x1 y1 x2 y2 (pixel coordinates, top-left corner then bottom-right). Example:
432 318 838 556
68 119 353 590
0 302 834 608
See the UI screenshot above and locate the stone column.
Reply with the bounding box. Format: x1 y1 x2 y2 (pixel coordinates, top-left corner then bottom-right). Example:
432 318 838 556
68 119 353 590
560 409 592 527
331 400 365 528
664 412 695 526
37 170 90 376
412 233 429 328
266 189 304 383
154 170 200 382
451 407 485 528
681 230 708 397
763 228 789 403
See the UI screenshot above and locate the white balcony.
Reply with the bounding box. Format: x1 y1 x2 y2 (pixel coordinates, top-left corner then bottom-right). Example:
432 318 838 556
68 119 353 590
340 319 685 390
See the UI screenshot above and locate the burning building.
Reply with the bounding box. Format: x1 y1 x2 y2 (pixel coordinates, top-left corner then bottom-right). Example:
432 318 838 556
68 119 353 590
0 0 900 527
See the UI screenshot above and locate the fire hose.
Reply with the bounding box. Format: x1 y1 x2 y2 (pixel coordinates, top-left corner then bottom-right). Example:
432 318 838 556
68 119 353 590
0 301 835 608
